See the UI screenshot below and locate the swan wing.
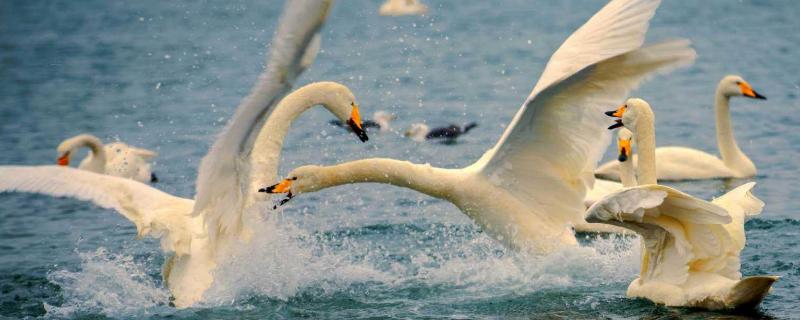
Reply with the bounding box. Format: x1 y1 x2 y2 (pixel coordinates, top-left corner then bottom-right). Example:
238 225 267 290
192 0 333 239
0 166 195 255
586 185 733 284
479 37 696 225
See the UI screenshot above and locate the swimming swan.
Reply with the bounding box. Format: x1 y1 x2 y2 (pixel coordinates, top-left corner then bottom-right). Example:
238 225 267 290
261 0 697 253
0 0 365 308
56 133 159 183
586 98 777 310
595 75 767 181
379 0 428 16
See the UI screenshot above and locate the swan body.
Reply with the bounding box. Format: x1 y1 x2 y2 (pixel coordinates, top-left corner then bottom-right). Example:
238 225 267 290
263 0 697 253
595 75 766 181
586 98 776 310
0 0 349 308
379 0 427 16
56 134 158 183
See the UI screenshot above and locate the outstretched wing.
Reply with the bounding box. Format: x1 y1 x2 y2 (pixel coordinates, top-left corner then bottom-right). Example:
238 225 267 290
192 0 333 240
586 184 732 284
0 166 195 255
476 0 695 227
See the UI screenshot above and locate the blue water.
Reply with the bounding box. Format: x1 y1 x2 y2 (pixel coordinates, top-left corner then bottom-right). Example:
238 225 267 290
1 0 799 318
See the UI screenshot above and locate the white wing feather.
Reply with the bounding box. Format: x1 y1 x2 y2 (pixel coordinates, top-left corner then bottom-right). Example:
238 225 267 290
586 184 736 285
0 166 194 255
479 39 696 226
192 0 333 240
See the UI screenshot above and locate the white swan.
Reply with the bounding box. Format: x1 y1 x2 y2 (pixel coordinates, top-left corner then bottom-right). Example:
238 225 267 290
584 128 633 207
379 0 428 16
260 0 697 253
56 134 158 183
586 98 777 310
595 75 767 181
0 0 361 308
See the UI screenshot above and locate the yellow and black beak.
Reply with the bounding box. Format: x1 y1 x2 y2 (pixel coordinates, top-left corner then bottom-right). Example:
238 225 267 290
348 103 369 143
258 178 296 209
57 152 70 166
617 138 632 162
739 81 767 100
605 104 626 130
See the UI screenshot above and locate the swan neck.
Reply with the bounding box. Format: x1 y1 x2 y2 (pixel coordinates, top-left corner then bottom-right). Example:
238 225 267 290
633 112 657 185
250 84 335 181
317 159 456 200
79 136 106 170
714 90 747 166
619 158 637 187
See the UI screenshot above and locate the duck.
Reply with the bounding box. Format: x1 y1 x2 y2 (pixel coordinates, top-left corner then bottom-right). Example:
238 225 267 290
260 0 696 253
56 134 159 183
585 98 777 310
0 0 361 308
379 0 428 16
595 75 767 181
330 110 396 133
404 122 479 142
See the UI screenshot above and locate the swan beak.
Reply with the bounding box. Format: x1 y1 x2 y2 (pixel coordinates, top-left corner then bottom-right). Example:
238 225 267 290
57 152 70 166
607 119 624 130
259 178 293 194
605 104 626 118
618 138 631 162
739 81 767 100
348 103 369 143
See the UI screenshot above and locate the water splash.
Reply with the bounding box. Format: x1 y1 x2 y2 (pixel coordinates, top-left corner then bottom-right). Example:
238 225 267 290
44 248 171 318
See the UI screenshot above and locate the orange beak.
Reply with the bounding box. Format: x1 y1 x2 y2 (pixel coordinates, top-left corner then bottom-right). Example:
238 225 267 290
605 104 627 118
617 138 632 162
260 178 293 194
347 103 369 142
57 152 70 166
738 81 767 100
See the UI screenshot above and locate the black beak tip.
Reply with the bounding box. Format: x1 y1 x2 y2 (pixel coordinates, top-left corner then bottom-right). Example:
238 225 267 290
150 173 159 183
607 120 624 130
604 110 617 117
618 151 628 162
259 184 277 193
754 92 767 100
358 131 369 143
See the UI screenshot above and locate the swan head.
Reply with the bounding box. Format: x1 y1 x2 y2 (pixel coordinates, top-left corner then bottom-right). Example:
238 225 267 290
56 134 101 166
314 82 369 142
257 165 325 208
605 98 653 134
404 123 429 141
719 75 766 100
617 128 633 162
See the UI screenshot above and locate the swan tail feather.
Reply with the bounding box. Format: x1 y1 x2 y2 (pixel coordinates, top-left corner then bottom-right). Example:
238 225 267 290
724 275 779 310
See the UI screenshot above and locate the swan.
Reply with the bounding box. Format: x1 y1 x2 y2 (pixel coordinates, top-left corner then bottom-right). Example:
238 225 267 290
56 134 159 183
404 122 479 142
0 0 363 308
260 0 697 253
595 75 767 181
379 0 428 16
330 110 396 133
585 98 777 310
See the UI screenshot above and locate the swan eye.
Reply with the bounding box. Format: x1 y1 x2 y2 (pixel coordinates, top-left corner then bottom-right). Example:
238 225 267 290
291 177 298 180
735 81 742 85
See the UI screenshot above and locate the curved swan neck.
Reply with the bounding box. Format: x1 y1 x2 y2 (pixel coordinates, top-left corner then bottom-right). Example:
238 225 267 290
315 158 458 200
714 88 749 168
250 83 345 179
73 135 106 171
633 109 657 185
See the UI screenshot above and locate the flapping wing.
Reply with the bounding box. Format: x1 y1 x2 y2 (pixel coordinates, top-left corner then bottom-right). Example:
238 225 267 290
479 38 696 225
0 166 195 255
586 184 733 284
192 0 333 239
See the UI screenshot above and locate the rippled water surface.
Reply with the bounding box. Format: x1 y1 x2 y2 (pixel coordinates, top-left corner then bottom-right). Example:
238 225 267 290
1 0 799 318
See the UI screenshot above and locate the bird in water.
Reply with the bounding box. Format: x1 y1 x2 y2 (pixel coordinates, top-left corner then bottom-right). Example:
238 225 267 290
404 122 478 142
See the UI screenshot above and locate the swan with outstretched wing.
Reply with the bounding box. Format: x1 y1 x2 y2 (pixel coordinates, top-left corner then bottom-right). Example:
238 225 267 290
262 0 696 253
0 0 372 308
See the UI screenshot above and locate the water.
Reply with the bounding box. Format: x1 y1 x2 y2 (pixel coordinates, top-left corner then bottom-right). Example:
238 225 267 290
1 0 799 318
